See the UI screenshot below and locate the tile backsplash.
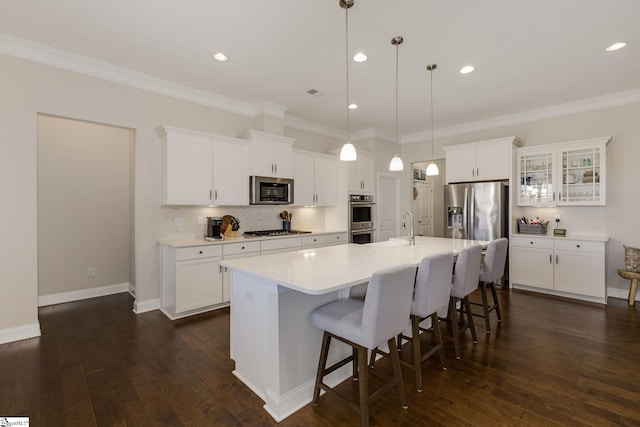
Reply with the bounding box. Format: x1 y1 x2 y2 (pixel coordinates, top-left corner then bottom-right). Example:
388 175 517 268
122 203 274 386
161 205 327 240
513 206 605 235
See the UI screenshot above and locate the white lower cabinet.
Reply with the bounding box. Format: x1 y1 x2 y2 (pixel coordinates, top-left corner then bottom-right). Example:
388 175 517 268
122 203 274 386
161 232 348 319
162 245 224 319
511 236 606 303
222 241 260 303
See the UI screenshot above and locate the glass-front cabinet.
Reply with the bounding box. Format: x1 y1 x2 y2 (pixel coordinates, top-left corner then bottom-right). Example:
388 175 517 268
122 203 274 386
517 149 555 206
516 137 609 206
559 144 604 205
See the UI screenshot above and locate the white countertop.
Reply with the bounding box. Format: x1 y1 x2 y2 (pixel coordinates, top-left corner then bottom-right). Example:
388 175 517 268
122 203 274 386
220 237 487 295
160 229 348 248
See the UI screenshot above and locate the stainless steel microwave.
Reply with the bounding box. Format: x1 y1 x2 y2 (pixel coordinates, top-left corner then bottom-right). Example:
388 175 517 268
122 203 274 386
250 176 294 205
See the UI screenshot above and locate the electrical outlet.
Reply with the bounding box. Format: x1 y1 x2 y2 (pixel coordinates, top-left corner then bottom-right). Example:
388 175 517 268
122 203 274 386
555 215 561 222
87 267 95 277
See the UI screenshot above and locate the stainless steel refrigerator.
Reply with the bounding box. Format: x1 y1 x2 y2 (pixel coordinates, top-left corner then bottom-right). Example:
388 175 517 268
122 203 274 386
444 181 509 241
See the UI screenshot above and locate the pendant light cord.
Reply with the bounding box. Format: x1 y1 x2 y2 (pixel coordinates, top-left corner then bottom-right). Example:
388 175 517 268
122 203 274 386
345 6 351 142
395 40 399 146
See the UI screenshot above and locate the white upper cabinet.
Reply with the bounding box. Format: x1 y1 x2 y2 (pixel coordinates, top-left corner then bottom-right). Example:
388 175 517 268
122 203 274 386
293 150 337 206
444 136 523 183
240 130 294 178
212 136 250 206
160 126 250 206
516 137 609 206
347 151 374 193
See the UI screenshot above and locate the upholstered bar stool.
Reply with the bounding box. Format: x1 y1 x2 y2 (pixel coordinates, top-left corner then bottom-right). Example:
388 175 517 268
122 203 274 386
448 244 482 359
310 264 417 427
471 238 508 333
399 252 454 392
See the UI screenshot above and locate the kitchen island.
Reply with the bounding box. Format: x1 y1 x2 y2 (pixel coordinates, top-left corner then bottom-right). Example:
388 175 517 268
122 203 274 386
220 237 487 421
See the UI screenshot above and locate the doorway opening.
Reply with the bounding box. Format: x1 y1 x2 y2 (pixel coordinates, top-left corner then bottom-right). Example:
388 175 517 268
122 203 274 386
411 160 445 237
37 114 135 307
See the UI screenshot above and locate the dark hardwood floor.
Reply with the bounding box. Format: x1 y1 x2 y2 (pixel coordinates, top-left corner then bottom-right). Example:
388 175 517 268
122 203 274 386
1 288 639 426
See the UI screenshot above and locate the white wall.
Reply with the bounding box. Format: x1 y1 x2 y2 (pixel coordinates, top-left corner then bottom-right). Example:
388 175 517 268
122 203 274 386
37 115 132 296
400 103 640 299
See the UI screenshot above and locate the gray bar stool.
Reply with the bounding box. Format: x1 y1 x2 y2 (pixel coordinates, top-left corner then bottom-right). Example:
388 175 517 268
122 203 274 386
448 244 482 359
471 238 508 333
399 252 454 392
310 264 417 427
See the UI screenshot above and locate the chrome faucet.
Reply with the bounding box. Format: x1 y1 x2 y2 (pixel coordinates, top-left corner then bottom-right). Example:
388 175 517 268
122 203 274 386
401 211 415 245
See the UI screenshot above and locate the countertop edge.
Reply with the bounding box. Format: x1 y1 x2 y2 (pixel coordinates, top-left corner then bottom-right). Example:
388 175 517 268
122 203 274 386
160 229 348 248
511 233 609 242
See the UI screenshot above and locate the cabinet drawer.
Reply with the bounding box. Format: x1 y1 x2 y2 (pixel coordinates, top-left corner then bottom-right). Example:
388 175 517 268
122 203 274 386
223 241 261 256
175 245 222 261
554 239 604 253
326 233 348 245
301 235 326 247
261 237 301 252
511 236 553 249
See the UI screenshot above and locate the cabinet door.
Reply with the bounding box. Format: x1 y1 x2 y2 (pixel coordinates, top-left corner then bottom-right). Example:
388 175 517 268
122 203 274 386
445 148 476 183
293 152 315 206
557 143 605 206
163 133 213 205
475 141 510 181
359 153 374 193
511 246 554 290
175 257 222 312
554 241 605 298
222 252 259 303
314 156 337 206
271 140 293 178
212 138 250 206
516 148 555 206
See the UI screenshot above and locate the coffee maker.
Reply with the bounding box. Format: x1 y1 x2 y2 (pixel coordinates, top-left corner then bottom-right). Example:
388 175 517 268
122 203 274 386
205 217 223 239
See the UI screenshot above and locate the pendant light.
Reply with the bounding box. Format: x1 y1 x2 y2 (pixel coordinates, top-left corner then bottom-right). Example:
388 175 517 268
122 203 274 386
339 0 357 162
425 64 439 176
388 36 404 172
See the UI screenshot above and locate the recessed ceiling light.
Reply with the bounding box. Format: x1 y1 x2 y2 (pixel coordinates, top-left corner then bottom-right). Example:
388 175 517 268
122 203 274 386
459 65 475 74
212 52 229 62
353 52 368 63
606 42 627 52
348 103 358 110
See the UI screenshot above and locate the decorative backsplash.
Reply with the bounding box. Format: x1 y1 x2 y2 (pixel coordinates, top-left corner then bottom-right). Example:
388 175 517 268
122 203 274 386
161 205 326 240
513 206 605 235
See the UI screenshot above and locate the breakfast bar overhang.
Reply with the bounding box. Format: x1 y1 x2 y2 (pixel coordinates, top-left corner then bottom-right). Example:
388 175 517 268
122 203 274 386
220 237 487 421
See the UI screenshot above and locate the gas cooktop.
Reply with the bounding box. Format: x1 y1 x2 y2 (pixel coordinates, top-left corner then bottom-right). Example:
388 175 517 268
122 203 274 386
243 230 312 237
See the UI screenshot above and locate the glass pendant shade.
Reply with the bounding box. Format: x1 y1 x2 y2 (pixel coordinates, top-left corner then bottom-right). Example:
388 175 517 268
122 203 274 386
340 142 357 161
389 155 404 171
426 162 439 176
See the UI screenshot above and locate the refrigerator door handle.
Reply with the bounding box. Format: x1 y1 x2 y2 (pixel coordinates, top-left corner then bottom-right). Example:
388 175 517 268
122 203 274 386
463 187 469 239
470 187 476 240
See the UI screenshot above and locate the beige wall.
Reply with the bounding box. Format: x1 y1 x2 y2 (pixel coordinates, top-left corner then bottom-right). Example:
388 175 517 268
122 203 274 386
400 103 640 298
37 115 132 296
0 53 252 335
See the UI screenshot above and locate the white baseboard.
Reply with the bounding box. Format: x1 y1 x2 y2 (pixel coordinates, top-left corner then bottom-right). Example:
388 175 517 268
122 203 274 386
38 282 130 307
607 286 638 302
0 322 41 345
134 298 160 314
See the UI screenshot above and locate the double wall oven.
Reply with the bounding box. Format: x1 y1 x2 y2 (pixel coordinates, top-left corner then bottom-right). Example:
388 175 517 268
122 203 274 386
349 194 375 244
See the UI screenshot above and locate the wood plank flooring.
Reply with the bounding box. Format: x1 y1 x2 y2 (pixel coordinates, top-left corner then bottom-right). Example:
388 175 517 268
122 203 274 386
1 289 639 426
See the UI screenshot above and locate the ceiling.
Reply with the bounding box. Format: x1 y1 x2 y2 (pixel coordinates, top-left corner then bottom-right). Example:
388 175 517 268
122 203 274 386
1 0 639 141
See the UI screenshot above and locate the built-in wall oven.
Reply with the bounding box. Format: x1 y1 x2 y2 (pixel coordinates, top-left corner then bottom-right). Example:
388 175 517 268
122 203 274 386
349 194 375 244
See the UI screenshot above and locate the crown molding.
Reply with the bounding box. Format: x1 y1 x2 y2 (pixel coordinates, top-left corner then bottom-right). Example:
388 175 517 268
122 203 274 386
3 33 639 143
0 33 256 117
403 88 640 144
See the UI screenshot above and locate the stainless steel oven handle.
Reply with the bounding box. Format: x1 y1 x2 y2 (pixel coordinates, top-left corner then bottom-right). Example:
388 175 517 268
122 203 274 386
351 229 375 235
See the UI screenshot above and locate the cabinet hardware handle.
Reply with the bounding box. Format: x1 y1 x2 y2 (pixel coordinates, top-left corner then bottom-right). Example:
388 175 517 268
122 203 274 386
224 267 228 272
530 241 533 245
219 265 223 273
472 168 475 177
549 254 552 263
209 189 212 200
199 250 203 254
477 168 479 176
275 164 278 174
241 246 245 250
576 244 580 248
214 189 217 200
556 254 559 264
